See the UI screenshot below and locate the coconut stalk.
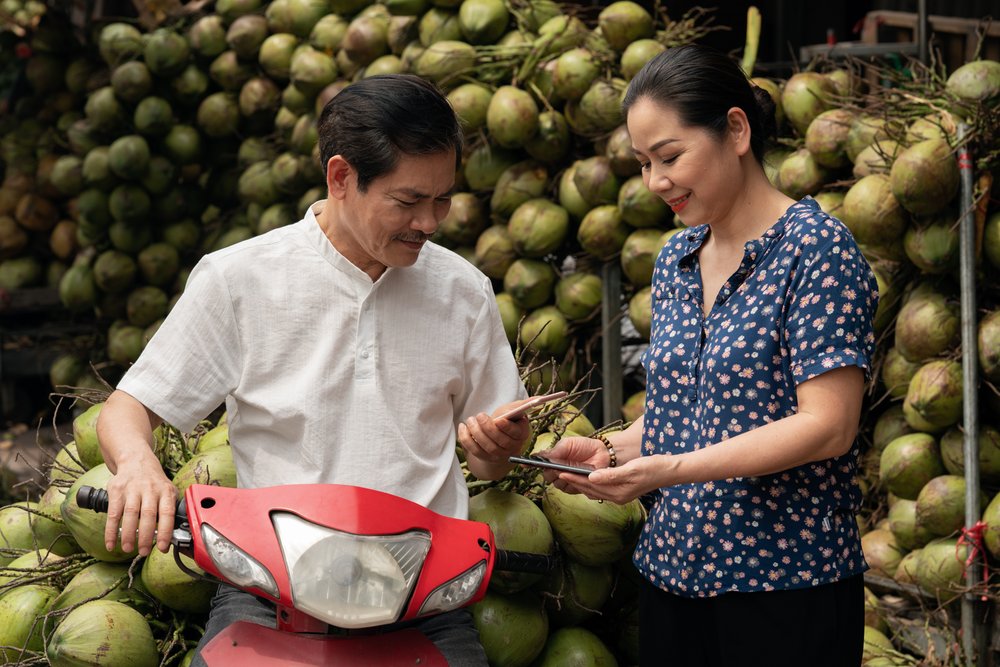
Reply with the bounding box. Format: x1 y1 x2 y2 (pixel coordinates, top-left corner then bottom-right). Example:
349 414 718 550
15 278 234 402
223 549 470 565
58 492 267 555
740 6 761 77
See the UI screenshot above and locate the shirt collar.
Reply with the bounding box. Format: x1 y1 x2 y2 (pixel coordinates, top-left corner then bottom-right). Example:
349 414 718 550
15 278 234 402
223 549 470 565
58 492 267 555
678 197 814 269
304 200 399 287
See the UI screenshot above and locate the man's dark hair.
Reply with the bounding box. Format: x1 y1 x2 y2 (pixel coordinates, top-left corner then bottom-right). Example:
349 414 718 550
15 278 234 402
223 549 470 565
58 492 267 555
317 74 463 192
622 45 777 163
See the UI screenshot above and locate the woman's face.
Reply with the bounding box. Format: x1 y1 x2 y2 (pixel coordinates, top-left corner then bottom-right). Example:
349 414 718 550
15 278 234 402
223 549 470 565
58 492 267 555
627 96 746 228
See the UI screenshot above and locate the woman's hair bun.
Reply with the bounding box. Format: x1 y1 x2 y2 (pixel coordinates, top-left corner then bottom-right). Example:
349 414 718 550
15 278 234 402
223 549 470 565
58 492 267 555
750 84 778 142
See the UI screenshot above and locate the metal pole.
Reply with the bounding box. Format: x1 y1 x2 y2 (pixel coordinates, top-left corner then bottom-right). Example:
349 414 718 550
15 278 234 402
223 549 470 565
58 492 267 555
958 123 981 667
917 0 929 65
601 262 622 425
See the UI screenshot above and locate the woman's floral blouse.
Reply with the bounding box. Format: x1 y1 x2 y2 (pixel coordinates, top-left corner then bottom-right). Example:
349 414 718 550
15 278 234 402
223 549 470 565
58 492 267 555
635 197 879 597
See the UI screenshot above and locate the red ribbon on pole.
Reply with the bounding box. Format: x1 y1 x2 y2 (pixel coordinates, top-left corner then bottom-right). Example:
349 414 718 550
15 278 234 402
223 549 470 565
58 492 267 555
958 521 989 602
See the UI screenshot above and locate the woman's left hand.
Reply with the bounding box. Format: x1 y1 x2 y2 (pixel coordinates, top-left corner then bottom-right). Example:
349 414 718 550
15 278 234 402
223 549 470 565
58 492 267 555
555 454 669 505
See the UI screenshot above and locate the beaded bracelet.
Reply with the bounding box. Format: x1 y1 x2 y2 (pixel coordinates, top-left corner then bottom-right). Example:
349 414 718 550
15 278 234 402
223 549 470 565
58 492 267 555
595 434 617 468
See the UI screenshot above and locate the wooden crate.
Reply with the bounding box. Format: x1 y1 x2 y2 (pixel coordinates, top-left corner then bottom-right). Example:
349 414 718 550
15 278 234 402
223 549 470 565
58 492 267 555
861 10 1000 72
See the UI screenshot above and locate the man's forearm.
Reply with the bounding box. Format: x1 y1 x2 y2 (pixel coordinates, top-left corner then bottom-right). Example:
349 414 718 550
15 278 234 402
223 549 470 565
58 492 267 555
96 390 163 474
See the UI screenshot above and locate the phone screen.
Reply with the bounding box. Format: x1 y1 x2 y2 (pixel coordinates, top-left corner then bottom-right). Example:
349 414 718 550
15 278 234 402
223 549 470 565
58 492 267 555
508 455 595 476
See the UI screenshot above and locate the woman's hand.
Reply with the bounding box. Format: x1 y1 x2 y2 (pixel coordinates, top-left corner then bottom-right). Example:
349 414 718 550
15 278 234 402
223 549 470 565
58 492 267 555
545 437 669 505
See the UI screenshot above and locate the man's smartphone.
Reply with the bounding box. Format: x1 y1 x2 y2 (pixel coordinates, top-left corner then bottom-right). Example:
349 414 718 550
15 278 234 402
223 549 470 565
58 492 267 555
497 391 568 421
509 454 595 476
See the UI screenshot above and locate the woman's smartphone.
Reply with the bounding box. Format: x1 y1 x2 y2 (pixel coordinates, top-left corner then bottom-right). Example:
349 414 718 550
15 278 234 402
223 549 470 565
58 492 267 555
509 454 595 476
497 391 568 421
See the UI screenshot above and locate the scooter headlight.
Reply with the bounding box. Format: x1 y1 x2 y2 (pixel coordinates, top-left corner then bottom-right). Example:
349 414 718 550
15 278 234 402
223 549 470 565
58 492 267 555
201 523 279 598
417 560 486 617
272 512 431 629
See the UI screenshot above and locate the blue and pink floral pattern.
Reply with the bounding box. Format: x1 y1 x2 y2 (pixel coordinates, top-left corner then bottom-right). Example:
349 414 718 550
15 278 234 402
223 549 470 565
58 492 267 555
635 197 878 598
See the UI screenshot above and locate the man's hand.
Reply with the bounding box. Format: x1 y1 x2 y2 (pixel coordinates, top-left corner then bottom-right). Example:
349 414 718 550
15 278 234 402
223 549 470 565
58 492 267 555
458 399 533 479
103 452 177 557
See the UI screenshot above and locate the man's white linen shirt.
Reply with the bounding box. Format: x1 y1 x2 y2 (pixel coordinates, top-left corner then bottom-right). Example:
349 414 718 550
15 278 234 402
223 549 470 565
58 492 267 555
117 202 526 519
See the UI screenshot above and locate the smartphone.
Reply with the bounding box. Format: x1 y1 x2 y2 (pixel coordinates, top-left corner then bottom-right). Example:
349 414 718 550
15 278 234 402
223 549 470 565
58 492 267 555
497 391 568 421
509 454 595 476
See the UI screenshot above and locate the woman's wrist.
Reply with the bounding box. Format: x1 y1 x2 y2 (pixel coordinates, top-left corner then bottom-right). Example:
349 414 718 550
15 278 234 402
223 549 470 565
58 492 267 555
594 433 617 468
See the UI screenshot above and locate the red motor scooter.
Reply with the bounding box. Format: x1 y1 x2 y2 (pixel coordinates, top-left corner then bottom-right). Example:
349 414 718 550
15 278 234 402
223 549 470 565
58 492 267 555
77 483 555 666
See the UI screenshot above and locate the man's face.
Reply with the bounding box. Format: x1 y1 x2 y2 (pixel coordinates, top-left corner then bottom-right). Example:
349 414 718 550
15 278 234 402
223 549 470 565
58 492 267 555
330 150 456 279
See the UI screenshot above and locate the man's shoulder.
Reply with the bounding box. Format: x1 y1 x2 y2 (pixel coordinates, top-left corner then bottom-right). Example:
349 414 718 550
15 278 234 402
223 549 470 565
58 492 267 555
202 220 310 270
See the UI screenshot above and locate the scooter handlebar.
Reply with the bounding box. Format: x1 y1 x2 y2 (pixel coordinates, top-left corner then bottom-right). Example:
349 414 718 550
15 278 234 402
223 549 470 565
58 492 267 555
493 549 557 575
77 485 110 513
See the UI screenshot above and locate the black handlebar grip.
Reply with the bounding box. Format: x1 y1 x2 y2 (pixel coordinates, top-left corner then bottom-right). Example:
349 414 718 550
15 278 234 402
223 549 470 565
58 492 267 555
77 486 110 514
493 550 557 575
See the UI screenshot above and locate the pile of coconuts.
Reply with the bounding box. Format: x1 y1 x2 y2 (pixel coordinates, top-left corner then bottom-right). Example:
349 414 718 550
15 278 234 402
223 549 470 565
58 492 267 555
2 0 1000 664
766 56 1000 665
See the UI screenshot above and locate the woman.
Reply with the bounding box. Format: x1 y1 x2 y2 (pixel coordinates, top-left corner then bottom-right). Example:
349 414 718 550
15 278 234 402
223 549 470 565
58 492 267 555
543 45 878 666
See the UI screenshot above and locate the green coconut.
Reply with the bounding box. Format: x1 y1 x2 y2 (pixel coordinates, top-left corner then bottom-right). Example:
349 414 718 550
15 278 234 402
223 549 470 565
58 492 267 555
879 433 945 501
863 626 897 663
557 164 593 221
472 591 548 667
893 549 920 585
618 175 669 228
61 465 139 562
290 47 338 96
860 528 905 577
629 287 652 339
144 28 191 77
413 40 475 84
141 544 215 613
552 48 599 101
890 139 960 217
226 14 268 60
539 559 614 627
812 191 845 219
0 257 42 289
572 156 620 207
126 286 168 328
939 425 1000 484
0 584 60 661
93 250 136 295
979 310 1000 382
0 501 78 564
578 205 630 261
447 83 492 135
48 600 159 667
463 144 520 192
491 161 549 219
468 489 554 594
780 71 836 136
554 273 602 322
915 474 980 537
504 259 557 310
71 403 103 470
853 138 900 179
258 33 299 80
310 14 348 53
474 225 517 279
893 289 958 362
487 86 539 149
84 87 125 133
458 0 509 45
58 263 97 313
841 174 907 247
903 214 959 274
507 199 568 258
187 15 227 59
777 148 829 200
133 97 174 137
172 445 238 493
533 626 617 666
570 78 626 136
873 405 914 452
437 192 487 246
162 125 202 165
0 548 65 589
946 59 1000 102
983 492 1000 559
887 498 934 550
108 325 145 365
903 360 963 432
804 108 854 168
171 65 211 107
520 306 570 357
844 115 888 163
51 561 150 612
98 23 143 66
110 61 152 105
621 39 666 81
495 293 524 345
541 485 644 566
621 229 665 287
598 1 653 52
914 538 969 600
418 7 461 47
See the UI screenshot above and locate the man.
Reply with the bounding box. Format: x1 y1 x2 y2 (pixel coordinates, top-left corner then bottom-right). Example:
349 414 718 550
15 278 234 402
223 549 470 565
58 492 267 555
96 74 531 665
